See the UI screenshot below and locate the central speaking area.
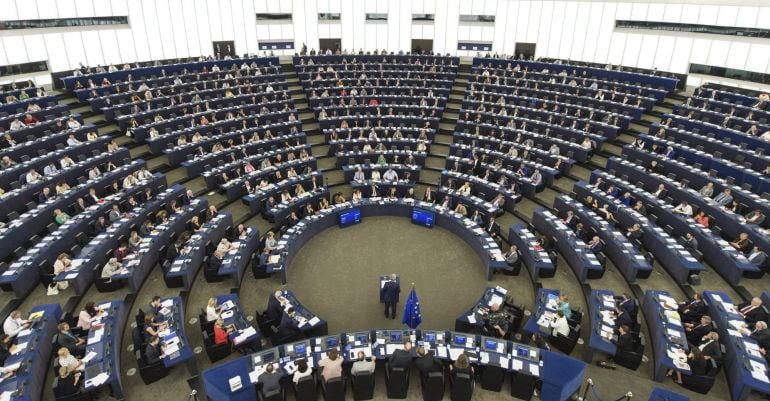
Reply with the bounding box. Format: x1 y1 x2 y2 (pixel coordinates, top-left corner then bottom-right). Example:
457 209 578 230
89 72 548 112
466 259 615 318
285 216 494 333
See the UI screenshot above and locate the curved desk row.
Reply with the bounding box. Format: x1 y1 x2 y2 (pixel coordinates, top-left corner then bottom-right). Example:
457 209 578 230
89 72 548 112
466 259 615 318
455 287 510 333
83 299 128 399
572 180 703 284
202 328 586 401
552 193 652 283
113 198 209 292
0 303 62 401
532 208 604 283
165 212 233 290
265 198 506 283
55 183 183 295
508 223 555 282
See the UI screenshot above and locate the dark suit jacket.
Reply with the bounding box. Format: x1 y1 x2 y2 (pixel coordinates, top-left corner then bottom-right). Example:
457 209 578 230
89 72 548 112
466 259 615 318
266 297 284 322
165 245 179 263
145 343 162 364
486 221 500 236
589 241 603 254
56 332 80 353
738 303 767 325
615 333 635 352
208 255 222 272
415 354 442 376
389 349 412 370
687 323 713 345
750 328 770 349
700 340 722 362
615 311 633 329
277 314 301 339
382 281 400 304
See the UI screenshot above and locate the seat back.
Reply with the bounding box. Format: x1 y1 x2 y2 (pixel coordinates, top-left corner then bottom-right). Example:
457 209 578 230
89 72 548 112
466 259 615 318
421 371 444 401
293 374 318 401
351 371 375 400
322 376 346 401
450 372 473 401
386 366 409 398
480 364 505 392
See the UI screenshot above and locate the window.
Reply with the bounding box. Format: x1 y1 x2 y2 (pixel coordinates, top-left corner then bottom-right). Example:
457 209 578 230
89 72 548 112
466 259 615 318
255 13 293 22
259 41 294 51
616 20 770 39
459 15 495 24
365 13 388 22
458 42 492 52
689 63 770 86
318 13 341 21
0 17 128 31
0 61 48 78
412 14 435 22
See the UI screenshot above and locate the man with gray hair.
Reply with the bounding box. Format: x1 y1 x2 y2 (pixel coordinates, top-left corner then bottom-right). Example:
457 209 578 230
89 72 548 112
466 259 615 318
382 274 400 320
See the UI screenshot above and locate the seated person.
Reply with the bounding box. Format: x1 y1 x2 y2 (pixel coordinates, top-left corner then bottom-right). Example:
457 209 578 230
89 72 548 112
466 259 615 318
552 310 570 337
414 346 442 382
678 293 706 324
292 359 312 383
449 353 473 383
738 297 766 325
669 348 708 385
483 303 509 338
54 366 81 397
388 341 413 370
730 233 751 253
101 257 123 279
318 348 343 382
257 363 282 394
2 310 30 338
351 351 376 375
213 319 234 345
145 335 164 364
684 316 713 346
56 323 86 357
206 298 222 322
57 347 84 372
698 332 722 362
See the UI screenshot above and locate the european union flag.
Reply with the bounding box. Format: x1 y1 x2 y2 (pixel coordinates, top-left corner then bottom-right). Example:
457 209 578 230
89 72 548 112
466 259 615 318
402 287 422 329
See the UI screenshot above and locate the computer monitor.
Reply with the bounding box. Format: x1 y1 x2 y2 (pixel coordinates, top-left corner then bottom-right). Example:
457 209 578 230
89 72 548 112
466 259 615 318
325 337 338 348
390 332 402 342
484 339 498 351
294 343 307 355
411 208 435 228
338 208 361 228
356 334 369 343
424 333 436 343
258 351 276 363
454 335 466 346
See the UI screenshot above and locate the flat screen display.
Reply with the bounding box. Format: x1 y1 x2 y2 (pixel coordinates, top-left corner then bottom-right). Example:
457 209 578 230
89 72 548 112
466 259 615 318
390 332 402 342
484 339 498 351
411 208 435 228
325 337 338 348
454 335 466 346
424 333 436 343
356 334 369 343
338 207 361 227
295 343 307 355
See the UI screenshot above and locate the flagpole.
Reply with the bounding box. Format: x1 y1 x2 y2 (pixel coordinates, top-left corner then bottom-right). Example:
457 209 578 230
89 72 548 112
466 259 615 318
410 282 415 330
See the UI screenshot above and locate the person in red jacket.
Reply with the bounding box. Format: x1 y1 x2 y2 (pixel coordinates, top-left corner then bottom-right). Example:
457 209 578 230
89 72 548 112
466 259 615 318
213 319 233 345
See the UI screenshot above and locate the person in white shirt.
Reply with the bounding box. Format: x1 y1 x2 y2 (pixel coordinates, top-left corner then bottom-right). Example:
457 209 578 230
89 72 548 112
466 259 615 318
264 231 277 250
552 310 570 337
88 166 101 180
353 167 365 182
383 168 398 182
101 258 122 279
26 169 42 184
459 182 472 196
66 118 81 129
351 351 376 374
66 134 81 146
531 169 543 186
672 201 693 216
292 359 313 383
3 310 30 338
57 347 84 372
206 298 221 322
371 170 381 181
43 162 59 176
9 119 25 131
137 167 153 180
60 156 74 168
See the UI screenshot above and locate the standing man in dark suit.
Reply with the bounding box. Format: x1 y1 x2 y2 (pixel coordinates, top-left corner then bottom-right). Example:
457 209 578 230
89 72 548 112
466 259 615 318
382 274 400 320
